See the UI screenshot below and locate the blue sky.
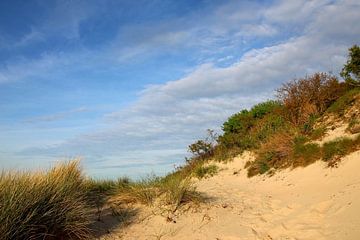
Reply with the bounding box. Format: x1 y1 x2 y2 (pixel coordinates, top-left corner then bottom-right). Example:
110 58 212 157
0 0 359 179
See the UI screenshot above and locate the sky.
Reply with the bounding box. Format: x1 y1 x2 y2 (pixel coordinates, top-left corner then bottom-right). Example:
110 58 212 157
0 0 359 179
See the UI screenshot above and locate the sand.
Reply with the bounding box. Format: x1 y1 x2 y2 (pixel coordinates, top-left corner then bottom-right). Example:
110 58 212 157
95 148 360 240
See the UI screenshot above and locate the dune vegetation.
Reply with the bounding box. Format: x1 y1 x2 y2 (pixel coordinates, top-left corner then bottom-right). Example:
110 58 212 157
175 45 360 178
0 45 359 239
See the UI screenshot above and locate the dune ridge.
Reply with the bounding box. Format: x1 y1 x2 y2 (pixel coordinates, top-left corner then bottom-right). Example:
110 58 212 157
99 147 360 240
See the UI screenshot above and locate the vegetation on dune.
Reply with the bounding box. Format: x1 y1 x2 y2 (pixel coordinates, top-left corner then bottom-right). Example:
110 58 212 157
0 161 91 240
1 45 360 239
0 162 203 239
341 44 360 87
179 45 360 178
194 164 219 179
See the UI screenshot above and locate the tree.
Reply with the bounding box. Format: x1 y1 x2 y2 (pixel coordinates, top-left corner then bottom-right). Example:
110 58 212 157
340 45 360 87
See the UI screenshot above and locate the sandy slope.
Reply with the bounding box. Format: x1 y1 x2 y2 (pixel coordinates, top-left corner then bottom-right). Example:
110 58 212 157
96 149 360 240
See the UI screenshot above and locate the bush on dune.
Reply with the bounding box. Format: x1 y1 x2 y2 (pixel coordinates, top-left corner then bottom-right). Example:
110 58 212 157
277 73 345 125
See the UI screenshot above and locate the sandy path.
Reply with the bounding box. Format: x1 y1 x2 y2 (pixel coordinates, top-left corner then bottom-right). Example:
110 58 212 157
97 150 360 240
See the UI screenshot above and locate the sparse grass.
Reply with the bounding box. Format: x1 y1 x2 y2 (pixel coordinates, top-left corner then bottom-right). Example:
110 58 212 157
347 118 360 134
309 126 327 140
322 136 360 163
116 175 160 206
113 173 203 211
84 177 131 221
0 161 91 240
158 175 202 210
327 88 360 115
194 164 219 179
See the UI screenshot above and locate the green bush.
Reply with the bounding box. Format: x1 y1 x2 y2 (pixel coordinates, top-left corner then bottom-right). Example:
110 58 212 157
250 100 283 119
222 110 254 135
341 44 360 86
293 141 321 167
253 114 286 141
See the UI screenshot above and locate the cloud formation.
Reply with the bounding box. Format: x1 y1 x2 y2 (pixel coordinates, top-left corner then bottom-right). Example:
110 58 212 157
1 0 360 178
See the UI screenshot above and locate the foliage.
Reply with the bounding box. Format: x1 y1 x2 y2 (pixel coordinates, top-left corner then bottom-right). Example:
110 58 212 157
222 100 282 136
327 88 360 115
293 141 321 167
341 44 360 86
322 137 356 162
222 109 253 135
188 129 217 158
218 101 286 158
277 73 344 125
181 46 360 177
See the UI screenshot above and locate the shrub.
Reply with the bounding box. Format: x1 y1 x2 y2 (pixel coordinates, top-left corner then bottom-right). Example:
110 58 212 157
277 73 344 125
250 100 283 119
188 140 213 157
188 129 217 159
222 110 254 135
194 164 219 179
252 114 286 141
341 44 360 87
293 141 321 167
0 161 91 240
247 131 294 176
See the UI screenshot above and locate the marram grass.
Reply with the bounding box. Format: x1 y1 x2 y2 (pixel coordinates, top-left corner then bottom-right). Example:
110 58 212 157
0 161 91 240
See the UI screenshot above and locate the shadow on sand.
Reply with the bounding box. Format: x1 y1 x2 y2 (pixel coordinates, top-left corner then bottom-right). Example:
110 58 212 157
89 205 139 239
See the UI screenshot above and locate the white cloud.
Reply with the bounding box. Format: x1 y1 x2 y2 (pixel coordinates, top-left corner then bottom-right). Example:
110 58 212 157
4 0 360 177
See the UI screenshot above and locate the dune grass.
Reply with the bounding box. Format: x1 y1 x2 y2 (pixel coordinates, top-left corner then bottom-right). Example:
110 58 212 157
194 164 219 179
112 173 203 211
0 161 91 240
0 160 206 240
322 135 360 165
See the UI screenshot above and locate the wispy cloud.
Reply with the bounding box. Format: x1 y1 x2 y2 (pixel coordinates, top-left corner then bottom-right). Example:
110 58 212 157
1 0 359 177
23 107 89 123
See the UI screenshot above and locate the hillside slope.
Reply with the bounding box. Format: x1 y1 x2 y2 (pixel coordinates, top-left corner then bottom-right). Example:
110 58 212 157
98 143 360 239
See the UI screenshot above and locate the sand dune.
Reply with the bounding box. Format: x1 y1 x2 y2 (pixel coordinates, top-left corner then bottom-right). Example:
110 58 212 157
97 148 360 240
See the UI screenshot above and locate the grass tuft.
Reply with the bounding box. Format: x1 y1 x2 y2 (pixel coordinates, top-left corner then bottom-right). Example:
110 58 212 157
194 164 219 179
322 137 356 162
0 161 91 240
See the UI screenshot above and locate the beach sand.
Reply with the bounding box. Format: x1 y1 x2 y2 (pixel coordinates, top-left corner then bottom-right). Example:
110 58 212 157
97 148 360 240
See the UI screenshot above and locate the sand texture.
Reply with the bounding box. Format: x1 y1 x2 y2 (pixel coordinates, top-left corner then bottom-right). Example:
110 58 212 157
95 148 360 240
